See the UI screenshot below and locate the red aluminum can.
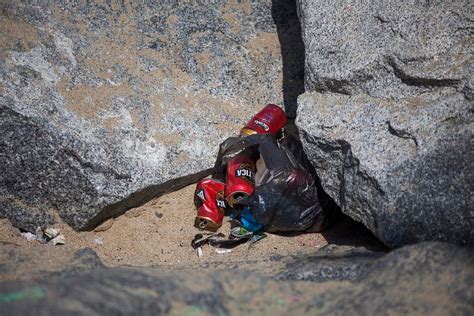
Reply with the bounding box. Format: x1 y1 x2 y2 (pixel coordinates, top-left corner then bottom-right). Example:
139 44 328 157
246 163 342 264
194 179 226 231
225 155 255 207
240 104 288 136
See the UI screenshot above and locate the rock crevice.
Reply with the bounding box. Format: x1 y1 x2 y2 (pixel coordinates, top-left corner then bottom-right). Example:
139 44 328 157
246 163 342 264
386 56 463 89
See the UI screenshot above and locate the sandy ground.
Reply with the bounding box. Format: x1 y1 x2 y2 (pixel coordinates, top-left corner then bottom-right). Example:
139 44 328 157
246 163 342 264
0 184 332 280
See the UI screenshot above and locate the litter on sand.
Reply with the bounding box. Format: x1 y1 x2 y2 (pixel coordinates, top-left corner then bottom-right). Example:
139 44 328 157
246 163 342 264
191 104 337 253
215 248 232 254
50 234 66 245
21 227 65 245
44 228 60 239
93 237 104 246
21 232 37 241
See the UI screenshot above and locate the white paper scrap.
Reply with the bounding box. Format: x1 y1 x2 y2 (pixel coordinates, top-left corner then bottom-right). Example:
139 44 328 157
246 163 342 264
21 232 37 241
215 248 232 254
51 234 66 245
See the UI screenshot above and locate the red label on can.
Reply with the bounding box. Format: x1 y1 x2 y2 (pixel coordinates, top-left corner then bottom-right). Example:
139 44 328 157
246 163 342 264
241 104 287 135
225 155 256 207
253 120 270 132
194 179 226 230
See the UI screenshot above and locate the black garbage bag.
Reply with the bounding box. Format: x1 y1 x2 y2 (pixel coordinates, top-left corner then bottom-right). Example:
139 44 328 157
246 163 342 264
213 133 335 233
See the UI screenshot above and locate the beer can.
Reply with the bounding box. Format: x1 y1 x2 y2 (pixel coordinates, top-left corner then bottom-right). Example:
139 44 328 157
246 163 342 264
240 103 288 136
194 179 226 231
225 155 255 207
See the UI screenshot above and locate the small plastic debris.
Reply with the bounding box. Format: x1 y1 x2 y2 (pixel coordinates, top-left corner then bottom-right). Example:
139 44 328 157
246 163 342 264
238 207 263 232
35 227 46 243
191 228 260 250
50 234 65 245
191 232 225 249
230 227 253 239
35 226 62 243
44 228 60 239
247 232 267 250
215 248 232 254
21 232 37 241
93 237 104 245
250 233 266 244
197 247 203 257
23 227 65 245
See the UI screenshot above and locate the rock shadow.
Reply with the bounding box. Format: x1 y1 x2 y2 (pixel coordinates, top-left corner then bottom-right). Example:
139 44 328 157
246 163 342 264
278 208 387 252
272 0 305 118
320 208 389 252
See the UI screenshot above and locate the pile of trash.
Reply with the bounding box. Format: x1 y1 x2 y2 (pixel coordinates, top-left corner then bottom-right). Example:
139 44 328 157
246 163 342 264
21 227 66 245
192 104 335 255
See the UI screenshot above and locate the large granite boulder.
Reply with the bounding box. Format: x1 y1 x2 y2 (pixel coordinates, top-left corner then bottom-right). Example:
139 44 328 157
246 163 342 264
1 242 472 314
0 1 301 231
296 0 473 247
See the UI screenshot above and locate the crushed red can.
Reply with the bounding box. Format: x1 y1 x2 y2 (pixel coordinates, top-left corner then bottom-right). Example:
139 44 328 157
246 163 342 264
240 103 288 136
194 179 226 231
225 155 255 207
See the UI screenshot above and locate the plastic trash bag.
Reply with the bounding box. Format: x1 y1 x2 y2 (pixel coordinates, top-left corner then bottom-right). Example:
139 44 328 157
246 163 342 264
213 133 335 233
